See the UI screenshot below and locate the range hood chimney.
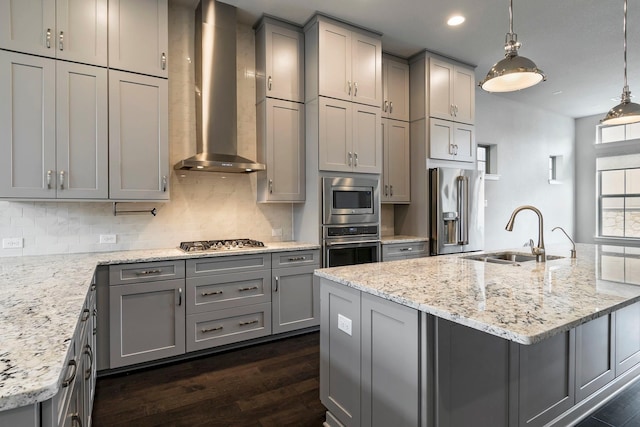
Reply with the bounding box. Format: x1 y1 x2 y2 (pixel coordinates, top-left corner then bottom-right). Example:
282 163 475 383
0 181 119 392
174 0 265 173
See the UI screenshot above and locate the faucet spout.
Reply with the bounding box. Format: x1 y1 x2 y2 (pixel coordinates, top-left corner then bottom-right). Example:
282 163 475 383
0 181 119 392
552 226 576 258
505 205 545 262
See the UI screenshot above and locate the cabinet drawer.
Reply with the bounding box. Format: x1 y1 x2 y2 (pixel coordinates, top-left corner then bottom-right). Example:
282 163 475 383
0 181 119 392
186 271 271 314
186 254 271 277
109 260 185 285
186 303 272 352
381 242 428 260
272 249 321 268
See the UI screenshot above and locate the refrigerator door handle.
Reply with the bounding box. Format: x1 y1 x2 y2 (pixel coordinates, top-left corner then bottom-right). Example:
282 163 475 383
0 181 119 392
457 176 469 245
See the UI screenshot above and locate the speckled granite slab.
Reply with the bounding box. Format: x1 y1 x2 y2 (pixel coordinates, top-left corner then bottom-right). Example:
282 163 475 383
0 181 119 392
0 242 319 412
315 244 640 345
380 235 429 245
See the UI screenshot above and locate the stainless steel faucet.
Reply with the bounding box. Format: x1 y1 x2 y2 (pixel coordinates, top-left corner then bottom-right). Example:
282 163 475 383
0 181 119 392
505 205 545 262
552 226 577 258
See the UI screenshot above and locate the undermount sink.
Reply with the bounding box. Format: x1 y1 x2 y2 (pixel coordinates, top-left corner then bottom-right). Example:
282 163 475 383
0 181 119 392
463 251 564 265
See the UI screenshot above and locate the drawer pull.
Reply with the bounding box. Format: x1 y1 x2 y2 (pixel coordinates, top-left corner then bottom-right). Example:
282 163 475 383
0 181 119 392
238 286 259 292
135 269 162 276
202 326 223 333
202 290 223 296
81 308 90 322
84 344 93 380
62 359 77 388
239 320 259 326
399 247 413 252
287 256 306 261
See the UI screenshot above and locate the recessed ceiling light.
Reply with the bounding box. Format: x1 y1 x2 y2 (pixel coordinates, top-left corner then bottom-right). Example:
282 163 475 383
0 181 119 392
447 15 465 26
552 90 563 95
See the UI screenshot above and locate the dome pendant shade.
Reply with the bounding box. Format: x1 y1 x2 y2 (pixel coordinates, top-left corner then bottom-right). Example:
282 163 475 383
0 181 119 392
601 89 640 125
480 53 546 92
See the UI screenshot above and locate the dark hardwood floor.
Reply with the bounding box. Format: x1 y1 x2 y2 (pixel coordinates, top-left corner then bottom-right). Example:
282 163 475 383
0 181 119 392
92 332 326 427
92 330 640 427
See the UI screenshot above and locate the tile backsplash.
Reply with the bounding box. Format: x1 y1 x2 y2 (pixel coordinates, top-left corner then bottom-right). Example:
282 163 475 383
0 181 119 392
0 4 294 257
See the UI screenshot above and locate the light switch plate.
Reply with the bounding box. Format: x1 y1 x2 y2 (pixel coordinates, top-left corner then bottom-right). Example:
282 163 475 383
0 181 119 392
2 237 23 249
337 314 352 336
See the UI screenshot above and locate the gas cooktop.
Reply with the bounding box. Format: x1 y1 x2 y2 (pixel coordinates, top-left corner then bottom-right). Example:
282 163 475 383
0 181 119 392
179 239 265 252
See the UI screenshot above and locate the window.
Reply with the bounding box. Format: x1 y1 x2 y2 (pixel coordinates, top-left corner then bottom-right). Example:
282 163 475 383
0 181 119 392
477 145 488 174
477 143 499 179
597 154 640 239
549 155 563 184
598 122 640 144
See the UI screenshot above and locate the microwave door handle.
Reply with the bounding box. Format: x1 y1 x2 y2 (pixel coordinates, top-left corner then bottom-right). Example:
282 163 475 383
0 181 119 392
458 176 469 245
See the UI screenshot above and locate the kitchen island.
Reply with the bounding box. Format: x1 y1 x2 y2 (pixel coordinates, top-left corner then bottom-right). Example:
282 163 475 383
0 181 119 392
315 244 640 427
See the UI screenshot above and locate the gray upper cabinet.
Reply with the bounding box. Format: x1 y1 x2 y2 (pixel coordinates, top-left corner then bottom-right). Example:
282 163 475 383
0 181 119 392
382 119 410 203
429 118 475 163
255 17 304 103
0 0 108 67
0 51 108 199
109 70 169 200
382 55 409 122
108 0 168 78
428 57 475 125
256 98 305 203
309 16 382 107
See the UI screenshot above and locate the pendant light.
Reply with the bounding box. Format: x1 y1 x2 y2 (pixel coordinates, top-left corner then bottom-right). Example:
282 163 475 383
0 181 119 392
479 0 546 92
601 0 640 125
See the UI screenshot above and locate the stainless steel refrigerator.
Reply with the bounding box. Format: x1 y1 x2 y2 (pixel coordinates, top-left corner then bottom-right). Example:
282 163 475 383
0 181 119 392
430 167 484 255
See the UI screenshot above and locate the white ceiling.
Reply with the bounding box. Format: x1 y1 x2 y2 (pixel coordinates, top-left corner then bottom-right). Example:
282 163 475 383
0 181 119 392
176 0 640 119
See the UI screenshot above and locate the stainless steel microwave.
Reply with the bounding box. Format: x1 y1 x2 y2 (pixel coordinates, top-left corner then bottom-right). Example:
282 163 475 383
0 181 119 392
322 176 379 225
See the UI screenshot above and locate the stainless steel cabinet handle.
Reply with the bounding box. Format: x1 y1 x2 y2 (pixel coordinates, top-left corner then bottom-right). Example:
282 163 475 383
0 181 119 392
384 184 388 196
348 81 352 95
202 326 223 333
390 185 393 196
71 414 83 427
46 29 51 48
268 75 272 91
274 276 279 292
239 319 259 326
59 170 65 190
354 152 358 167
384 100 388 112
47 170 52 189
287 256 306 261
202 290 223 296
162 176 167 192
348 152 352 166
84 344 93 380
238 286 259 292
81 308 90 322
354 81 358 96
450 104 455 116
178 288 182 306
389 101 393 113
62 359 77 388
399 247 413 252
136 269 162 275
269 179 273 194
59 31 64 51
161 53 166 70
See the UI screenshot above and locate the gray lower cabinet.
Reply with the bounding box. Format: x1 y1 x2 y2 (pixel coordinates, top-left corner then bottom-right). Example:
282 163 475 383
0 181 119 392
320 278 419 427
615 301 640 375
381 241 428 261
436 319 511 427
272 249 321 334
575 314 615 402
516 330 575 426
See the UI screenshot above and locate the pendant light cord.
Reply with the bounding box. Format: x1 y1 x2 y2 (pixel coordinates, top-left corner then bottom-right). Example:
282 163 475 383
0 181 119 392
623 0 629 92
509 0 514 35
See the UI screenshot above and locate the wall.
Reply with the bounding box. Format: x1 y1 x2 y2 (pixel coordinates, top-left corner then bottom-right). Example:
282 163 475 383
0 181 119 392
0 3 294 257
475 91 575 250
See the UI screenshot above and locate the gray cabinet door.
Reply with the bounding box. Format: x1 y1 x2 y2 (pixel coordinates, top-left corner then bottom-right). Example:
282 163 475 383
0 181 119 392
453 66 475 125
0 51 56 198
0 0 56 58
272 265 319 334
382 57 409 121
436 319 511 427
517 330 575 426
257 98 305 202
320 278 361 427
318 20 351 102
575 314 615 402
382 119 410 203
351 31 382 108
56 61 108 199
361 293 418 427
109 278 185 368
108 0 168 77
319 97 352 172
352 103 382 174
616 301 640 376
55 0 108 66
108 70 169 200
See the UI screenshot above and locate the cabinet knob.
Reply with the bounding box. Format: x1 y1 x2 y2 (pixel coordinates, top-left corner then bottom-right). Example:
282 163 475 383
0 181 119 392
59 30 64 51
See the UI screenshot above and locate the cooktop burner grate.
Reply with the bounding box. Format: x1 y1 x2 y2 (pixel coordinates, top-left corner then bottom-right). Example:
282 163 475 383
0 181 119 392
179 239 265 252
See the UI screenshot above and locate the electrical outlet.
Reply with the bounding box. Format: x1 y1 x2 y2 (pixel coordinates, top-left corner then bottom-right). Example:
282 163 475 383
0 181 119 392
2 237 23 249
337 314 352 336
271 228 282 237
99 234 117 244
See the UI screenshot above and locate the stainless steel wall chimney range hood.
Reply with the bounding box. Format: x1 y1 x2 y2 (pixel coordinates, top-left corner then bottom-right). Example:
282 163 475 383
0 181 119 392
174 0 265 173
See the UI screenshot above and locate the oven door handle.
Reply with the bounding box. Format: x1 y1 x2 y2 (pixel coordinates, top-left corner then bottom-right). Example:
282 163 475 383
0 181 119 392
325 240 380 247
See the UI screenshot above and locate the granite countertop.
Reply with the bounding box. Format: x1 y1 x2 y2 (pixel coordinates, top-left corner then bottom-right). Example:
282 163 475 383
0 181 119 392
380 235 429 244
0 242 319 412
315 243 640 345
